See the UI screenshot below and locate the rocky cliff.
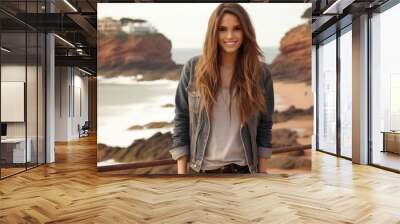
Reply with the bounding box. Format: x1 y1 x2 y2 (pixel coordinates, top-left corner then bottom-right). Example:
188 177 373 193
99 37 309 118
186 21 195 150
271 23 312 83
98 132 173 164
98 32 182 80
97 132 176 174
273 105 313 123
97 128 301 174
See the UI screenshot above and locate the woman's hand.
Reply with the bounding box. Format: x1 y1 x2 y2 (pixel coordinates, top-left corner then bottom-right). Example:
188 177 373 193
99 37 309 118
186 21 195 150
258 157 268 173
177 155 188 174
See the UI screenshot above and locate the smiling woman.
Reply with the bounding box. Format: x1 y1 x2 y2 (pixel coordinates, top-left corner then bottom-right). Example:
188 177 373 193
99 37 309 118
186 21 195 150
217 14 244 55
96 2 312 175
169 3 275 174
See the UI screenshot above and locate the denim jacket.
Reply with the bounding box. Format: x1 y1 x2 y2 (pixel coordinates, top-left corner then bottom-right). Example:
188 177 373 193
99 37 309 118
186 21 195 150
169 56 274 173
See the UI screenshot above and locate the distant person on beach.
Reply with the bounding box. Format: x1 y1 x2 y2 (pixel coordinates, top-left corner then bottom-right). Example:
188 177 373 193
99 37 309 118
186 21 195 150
169 3 275 174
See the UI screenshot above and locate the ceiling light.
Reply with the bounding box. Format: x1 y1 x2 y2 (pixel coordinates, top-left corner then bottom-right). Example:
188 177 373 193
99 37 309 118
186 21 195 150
63 0 78 12
54 34 75 48
1 47 11 53
323 0 355 15
78 67 93 76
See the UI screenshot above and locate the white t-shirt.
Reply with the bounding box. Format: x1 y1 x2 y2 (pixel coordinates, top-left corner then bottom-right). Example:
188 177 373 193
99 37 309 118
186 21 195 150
201 87 247 170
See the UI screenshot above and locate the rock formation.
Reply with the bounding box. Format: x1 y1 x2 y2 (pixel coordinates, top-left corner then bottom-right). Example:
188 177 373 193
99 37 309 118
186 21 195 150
271 23 312 83
98 32 182 80
97 128 302 174
273 105 313 123
98 132 173 163
127 121 174 131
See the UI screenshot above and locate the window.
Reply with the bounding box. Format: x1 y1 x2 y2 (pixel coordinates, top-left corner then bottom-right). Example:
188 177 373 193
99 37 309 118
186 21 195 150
317 36 337 154
339 28 352 158
0 2 46 179
370 2 400 171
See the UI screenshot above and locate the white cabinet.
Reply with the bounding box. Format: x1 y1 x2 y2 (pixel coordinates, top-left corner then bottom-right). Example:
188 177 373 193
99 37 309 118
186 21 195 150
1 138 32 163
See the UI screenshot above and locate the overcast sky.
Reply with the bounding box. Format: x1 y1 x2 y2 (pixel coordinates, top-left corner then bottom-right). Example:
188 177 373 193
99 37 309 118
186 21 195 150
98 3 310 48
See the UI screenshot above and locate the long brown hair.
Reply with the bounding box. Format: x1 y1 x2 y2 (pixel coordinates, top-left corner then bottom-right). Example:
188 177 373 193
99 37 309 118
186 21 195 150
195 3 266 125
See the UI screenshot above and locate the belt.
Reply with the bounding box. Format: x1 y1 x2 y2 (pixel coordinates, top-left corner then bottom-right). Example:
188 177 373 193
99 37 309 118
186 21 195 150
201 163 250 174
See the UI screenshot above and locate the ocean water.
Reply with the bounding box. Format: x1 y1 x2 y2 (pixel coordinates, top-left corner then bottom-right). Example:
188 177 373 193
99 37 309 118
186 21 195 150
171 47 280 65
98 77 287 148
97 78 178 147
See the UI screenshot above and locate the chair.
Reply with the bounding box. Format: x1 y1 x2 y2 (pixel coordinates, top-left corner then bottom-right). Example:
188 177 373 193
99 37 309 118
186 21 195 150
79 121 90 138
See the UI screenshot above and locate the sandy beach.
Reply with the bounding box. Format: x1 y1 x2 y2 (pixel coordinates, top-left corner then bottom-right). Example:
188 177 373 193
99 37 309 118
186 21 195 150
273 115 313 145
274 81 313 109
273 81 314 145
268 81 314 173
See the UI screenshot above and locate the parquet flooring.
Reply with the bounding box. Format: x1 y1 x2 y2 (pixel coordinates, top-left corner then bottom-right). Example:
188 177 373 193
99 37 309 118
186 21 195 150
1 167 26 178
1 135 400 223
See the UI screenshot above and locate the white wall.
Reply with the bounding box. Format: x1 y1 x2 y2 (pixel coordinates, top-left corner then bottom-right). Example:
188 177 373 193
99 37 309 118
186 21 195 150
1 65 26 131
75 71 89 139
55 66 69 141
1 65 32 138
1 63 46 164
55 67 89 141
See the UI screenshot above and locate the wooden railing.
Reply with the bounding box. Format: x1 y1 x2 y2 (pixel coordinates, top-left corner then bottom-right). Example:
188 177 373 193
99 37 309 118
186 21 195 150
97 144 311 172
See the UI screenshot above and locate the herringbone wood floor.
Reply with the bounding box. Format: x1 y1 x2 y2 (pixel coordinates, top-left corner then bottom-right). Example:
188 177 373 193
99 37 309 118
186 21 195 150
1 135 400 224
